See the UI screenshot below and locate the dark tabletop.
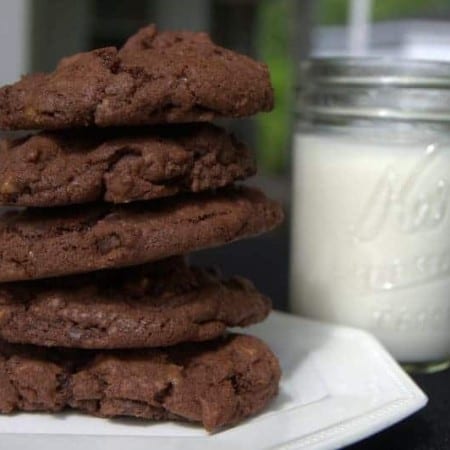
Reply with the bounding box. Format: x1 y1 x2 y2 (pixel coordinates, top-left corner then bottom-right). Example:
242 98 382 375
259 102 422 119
191 228 449 450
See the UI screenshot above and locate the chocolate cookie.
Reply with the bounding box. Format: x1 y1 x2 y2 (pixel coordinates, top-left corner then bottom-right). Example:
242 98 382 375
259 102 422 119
0 25 273 130
0 186 283 282
0 256 270 348
0 334 281 431
0 123 255 206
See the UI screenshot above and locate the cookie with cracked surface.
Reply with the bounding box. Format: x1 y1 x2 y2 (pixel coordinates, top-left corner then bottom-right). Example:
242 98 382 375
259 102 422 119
0 334 281 431
0 256 271 348
0 123 255 206
0 24 273 130
0 186 283 282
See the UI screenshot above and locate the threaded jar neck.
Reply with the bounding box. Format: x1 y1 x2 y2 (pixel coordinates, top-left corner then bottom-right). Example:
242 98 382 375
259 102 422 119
297 58 450 124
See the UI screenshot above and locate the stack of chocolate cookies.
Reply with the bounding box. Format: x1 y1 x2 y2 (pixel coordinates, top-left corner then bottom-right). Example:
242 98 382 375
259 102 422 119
0 25 283 431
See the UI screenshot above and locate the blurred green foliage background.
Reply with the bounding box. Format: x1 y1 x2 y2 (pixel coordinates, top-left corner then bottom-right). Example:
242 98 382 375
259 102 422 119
256 0 294 174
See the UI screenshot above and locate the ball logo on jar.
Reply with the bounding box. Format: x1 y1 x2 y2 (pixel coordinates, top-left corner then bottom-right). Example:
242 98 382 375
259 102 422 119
353 143 448 242
350 143 450 294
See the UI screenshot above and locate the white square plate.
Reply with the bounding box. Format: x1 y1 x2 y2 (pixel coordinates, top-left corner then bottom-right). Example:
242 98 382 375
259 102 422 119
0 311 427 450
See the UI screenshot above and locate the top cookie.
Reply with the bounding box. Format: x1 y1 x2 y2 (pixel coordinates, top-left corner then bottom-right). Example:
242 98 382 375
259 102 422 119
0 25 274 130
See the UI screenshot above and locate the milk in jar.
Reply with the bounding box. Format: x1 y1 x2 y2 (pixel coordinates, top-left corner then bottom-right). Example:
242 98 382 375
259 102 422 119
291 58 450 369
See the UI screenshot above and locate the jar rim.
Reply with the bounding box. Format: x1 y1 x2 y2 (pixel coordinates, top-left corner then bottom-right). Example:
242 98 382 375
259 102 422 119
299 57 450 88
297 57 450 122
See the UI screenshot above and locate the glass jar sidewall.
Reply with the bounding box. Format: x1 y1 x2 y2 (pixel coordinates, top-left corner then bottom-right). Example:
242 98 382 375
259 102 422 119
290 118 450 363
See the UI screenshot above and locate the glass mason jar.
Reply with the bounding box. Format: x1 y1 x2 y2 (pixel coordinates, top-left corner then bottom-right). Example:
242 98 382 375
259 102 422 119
291 58 450 372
